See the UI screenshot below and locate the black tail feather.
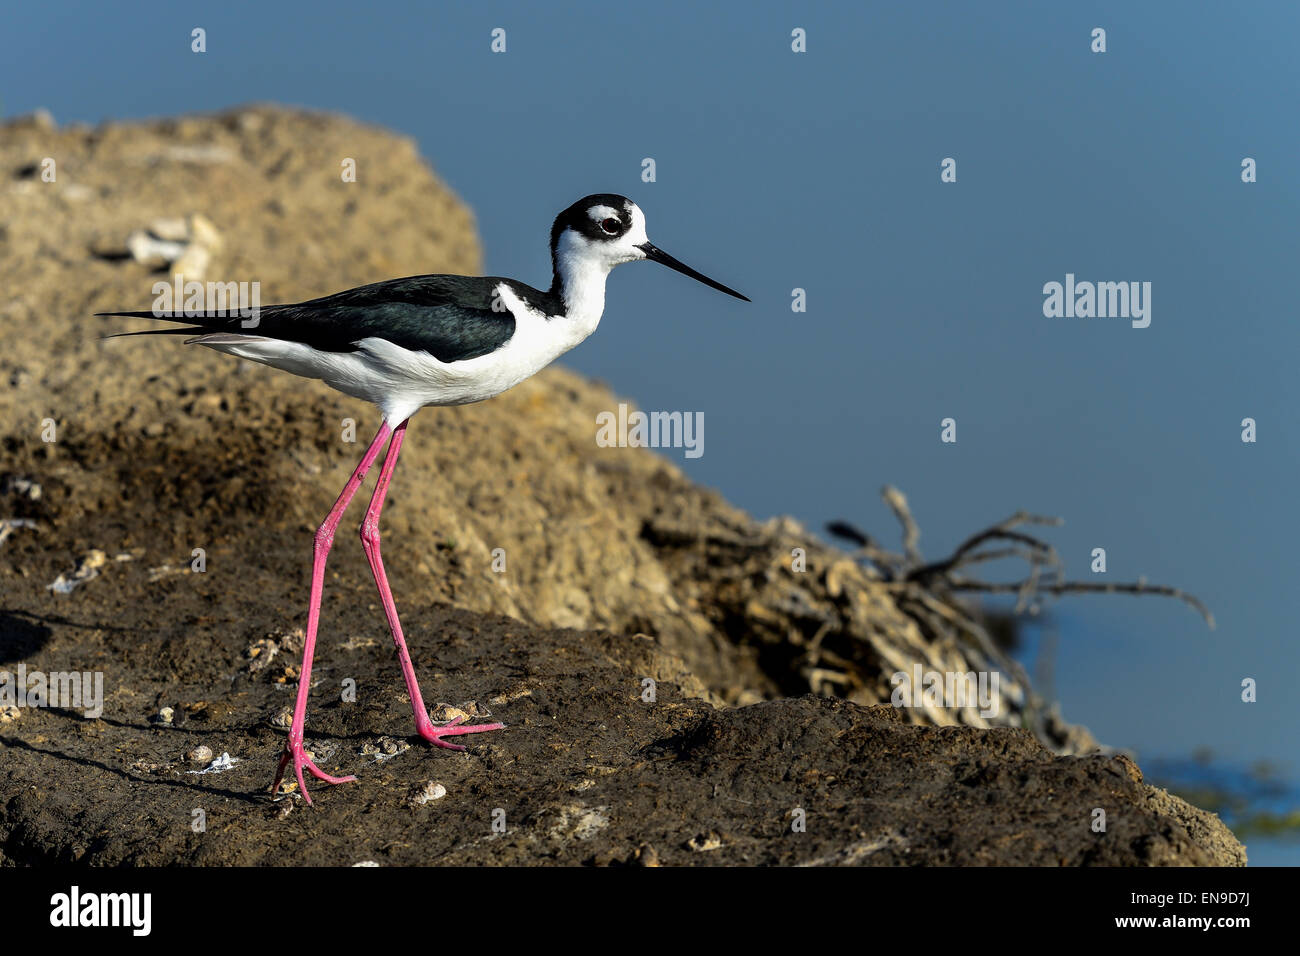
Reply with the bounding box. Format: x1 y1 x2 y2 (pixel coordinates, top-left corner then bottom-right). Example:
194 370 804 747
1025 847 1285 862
103 328 207 339
94 309 244 341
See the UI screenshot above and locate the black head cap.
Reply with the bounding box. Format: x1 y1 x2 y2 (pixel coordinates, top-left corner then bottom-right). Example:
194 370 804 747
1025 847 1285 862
550 193 635 253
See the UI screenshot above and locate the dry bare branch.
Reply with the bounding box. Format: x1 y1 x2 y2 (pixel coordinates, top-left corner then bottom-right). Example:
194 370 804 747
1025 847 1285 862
947 576 1216 629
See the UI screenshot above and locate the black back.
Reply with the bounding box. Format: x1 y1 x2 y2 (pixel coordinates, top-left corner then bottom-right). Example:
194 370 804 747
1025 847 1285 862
100 274 567 363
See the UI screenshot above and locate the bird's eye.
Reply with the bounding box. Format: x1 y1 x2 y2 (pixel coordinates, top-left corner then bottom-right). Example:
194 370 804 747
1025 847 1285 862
601 218 621 235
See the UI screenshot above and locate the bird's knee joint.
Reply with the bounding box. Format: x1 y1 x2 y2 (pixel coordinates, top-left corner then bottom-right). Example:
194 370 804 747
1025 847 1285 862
359 521 380 546
313 526 334 549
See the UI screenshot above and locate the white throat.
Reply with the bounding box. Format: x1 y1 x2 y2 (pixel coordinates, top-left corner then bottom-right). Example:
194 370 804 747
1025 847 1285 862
553 229 610 331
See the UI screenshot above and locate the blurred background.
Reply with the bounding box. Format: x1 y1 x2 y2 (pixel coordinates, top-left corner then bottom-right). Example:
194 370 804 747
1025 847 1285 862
3 0 1296 862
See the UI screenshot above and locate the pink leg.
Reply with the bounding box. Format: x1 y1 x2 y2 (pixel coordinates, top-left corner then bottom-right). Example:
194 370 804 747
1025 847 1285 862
272 421 392 804
359 419 504 749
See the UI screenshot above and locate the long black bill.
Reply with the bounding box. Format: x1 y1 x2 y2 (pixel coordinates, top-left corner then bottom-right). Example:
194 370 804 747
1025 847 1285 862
637 242 750 302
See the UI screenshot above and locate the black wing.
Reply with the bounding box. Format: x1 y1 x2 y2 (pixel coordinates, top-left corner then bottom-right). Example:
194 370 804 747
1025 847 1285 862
97 274 558 364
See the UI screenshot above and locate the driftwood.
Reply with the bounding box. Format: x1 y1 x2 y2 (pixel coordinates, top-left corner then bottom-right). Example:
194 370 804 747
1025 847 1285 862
823 487 1213 752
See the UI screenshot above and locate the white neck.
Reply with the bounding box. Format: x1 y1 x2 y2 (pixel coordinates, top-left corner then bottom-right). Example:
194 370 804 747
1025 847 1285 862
552 230 609 333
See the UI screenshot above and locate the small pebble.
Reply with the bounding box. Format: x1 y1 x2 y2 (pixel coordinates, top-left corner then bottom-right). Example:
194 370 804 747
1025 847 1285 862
430 701 491 723
409 781 447 806
686 832 724 852
244 637 279 674
172 243 211 280
147 216 190 242
633 843 661 867
305 740 338 762
188 745 214 765
1 476 41 500
153 706 174 725
188 213 223 250
47 549 108 594
125 230 185 267
361 736 409 761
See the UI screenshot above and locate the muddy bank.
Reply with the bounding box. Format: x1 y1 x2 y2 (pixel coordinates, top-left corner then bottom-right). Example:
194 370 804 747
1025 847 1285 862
0 602 1243 866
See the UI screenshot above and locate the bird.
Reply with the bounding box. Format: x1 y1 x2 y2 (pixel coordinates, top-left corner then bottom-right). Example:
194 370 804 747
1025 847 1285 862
96 193 749 803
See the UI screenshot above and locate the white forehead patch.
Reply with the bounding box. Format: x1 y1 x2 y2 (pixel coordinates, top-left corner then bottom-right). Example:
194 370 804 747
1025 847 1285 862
626 203 648 244
587 205 621 224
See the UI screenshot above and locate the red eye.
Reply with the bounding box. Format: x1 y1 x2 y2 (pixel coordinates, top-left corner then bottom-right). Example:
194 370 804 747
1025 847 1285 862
601 218 620 234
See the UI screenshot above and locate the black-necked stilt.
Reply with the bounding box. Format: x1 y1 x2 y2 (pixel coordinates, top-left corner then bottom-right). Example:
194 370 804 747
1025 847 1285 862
97 193 749 803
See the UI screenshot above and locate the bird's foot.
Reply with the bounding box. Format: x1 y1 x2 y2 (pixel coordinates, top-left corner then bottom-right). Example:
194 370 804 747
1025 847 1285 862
417 714 506 752
271 739 357 806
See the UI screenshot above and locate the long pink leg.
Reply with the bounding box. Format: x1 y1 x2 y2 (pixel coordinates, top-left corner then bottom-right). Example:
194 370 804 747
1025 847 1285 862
359 418 504 748
272 421 392 804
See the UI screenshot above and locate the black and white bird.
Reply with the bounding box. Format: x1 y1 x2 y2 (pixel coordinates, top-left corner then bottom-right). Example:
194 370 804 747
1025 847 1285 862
97 193 749 803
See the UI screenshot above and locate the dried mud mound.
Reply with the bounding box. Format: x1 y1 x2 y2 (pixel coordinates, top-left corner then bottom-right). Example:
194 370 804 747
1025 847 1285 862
0 106 1243 865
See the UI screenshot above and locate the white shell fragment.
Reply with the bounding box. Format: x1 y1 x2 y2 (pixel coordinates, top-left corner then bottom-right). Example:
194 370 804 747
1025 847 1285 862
186 752 239 775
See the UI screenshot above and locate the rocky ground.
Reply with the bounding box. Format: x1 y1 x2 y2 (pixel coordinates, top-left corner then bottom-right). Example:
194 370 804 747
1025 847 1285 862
0 105 1245 865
